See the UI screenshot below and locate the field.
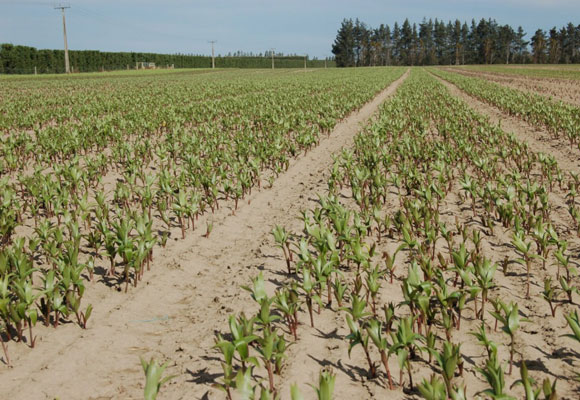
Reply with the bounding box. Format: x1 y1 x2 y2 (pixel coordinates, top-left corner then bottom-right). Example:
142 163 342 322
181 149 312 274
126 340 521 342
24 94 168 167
1 66 580 400
443 65 580 107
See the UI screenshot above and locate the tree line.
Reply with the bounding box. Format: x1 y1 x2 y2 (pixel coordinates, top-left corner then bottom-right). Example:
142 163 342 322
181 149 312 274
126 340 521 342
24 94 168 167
0 44 335 74
332 18 580 67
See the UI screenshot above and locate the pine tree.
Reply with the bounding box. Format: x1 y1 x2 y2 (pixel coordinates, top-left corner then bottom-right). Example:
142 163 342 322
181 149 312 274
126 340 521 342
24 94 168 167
331 19 356 67
531 29 548 63
548 27 562 63
514 26 529 63
498 25 515 64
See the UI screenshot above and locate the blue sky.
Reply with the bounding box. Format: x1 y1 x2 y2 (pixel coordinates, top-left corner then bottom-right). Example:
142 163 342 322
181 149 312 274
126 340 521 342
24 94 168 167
1 0 578 58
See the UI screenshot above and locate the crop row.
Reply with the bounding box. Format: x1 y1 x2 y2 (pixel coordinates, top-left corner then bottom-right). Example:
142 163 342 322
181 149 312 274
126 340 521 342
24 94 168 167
0 68 406 366
431 68 580 146
210 69 580 399
458 65 580 81
1 69 403 169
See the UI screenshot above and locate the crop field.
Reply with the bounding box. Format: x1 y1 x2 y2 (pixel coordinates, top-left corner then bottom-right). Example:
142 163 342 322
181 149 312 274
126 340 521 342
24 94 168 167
451 65 580 80
1 66 580 400
443 65 580 107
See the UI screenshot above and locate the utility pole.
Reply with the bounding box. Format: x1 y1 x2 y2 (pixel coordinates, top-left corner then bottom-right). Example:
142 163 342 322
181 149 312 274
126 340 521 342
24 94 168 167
54 3 71 74
208 40 217 69
304 55 306 69
271 48 275 69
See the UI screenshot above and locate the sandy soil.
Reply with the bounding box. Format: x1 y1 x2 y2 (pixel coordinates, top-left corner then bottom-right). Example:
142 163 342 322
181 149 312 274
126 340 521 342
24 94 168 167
447 67 580 107
0 71 410 400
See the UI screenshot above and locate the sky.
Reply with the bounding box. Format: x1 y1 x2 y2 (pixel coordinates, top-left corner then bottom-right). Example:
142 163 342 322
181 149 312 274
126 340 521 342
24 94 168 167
0 0 578 58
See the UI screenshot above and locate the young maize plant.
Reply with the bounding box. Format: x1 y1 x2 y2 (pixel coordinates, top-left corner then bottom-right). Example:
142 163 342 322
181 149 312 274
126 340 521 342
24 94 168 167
563 309 580 344
511 360 558 400
418 373 467 400
476 350 514 400
272 225 294 274
366 318 395 389
141 357 176 400
540 278 561 317
428 340 463 397
311 368 336 400
473 257 497 320
470 322 498 361
389 316 424 390
300 268 322 328
490 301 527 375
512 230 540 299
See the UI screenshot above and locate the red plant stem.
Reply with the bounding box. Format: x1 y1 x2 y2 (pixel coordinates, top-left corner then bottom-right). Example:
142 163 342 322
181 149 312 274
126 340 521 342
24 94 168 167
28 323 35 348
380 350 394 389
406 353 414 389
265 360 275 394
1 337 9 367
282 246 292 274
307 299 314 327
363 345 377 378
327 283 333 307
508 340 515 375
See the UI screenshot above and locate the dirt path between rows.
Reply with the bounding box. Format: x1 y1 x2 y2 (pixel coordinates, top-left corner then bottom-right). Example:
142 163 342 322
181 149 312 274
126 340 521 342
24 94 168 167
0 70 409 400
431 72 580 176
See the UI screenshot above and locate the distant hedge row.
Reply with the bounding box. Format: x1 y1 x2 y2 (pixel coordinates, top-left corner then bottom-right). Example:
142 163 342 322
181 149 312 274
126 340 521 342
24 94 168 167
0 44 336 74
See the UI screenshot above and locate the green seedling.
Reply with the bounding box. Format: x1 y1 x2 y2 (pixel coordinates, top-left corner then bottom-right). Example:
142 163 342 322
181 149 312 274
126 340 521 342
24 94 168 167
512 231 540 298
428 341 462 397
345 314 376 378
204 220 214 239
366 318 395 389
541 278 561 317
418 374 447 400
272 225 293 274
563 309 580 344
476 352 514 400
309 368 336 400
140 357 176 400
490 301 527 375
470 322 498 361
511 360 558 400
389 316 424 390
